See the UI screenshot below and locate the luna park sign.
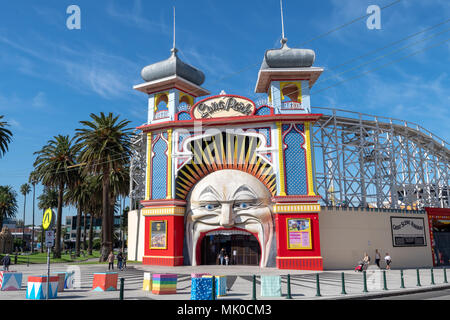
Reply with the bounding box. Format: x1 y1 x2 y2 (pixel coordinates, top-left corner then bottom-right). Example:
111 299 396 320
191 95 256 119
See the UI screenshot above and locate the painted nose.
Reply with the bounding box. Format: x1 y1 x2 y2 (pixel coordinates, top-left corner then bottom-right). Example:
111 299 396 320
219 203 234 227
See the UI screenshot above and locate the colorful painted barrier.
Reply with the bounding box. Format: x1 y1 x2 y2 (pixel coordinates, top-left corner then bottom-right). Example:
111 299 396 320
191 276 213 300
191 273 210 278
26 276 59 299
142 272 152 291
152 274 177 294
202 275 227 297
52 272 66 292
65 271 75 289
0 271 22 291
260 275 282 297
92 272 118 291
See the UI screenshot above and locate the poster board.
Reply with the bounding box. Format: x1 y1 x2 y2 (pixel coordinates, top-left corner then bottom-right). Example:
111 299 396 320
390 217 426 247
150 220 167 249
287 218 312 249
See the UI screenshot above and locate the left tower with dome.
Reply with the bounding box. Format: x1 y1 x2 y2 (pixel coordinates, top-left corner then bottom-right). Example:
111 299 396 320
133 43 210 266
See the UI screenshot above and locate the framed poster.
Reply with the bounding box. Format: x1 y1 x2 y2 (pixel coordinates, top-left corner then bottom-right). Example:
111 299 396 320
150 220 167 249
390 217 427 247
287 218 312 249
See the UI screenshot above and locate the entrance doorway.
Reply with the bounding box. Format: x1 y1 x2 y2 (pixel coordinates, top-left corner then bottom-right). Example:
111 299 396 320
433 218 450 266
201 232 261 265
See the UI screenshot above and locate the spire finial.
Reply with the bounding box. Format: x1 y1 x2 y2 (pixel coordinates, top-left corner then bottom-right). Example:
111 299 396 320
171 6 178 55
280 0 288 46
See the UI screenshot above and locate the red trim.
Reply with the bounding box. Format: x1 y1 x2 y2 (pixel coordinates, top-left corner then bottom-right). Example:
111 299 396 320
195 227 262 266
272 195 321 203
425 207 450 267
175 111 191 121
141 199 187 207
190 94 257 120
137 113 323 132
255 105 275 116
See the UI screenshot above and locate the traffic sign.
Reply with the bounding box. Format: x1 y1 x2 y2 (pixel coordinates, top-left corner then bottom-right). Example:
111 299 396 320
42 208 54 230
45 230 55 247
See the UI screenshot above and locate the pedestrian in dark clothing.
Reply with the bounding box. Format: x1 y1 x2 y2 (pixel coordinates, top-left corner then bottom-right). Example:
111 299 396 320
123 252 127 270
2 254 11 271
375 249 381 268
117 252 123 271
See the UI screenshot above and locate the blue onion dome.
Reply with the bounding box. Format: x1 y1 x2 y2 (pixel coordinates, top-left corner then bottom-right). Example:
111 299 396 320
141 48 205 86
261 38 315 69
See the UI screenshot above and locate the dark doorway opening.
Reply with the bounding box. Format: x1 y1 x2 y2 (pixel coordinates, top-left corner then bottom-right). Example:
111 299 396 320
201 232 260 265
433 219 450 266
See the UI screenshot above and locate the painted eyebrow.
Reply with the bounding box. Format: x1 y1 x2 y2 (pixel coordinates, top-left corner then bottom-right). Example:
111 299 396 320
198 186 221 200
230 185 258 200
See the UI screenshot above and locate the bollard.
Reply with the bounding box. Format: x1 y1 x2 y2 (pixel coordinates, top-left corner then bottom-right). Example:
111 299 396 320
14 254 17 265
252 275 257 300
430 268 435 285
119 278 124 300
416 269 421 287
362 271 368 293
212 276 216 300
444 268 448 284
315 274 321 297
286 274 292 299
27 257 29 267
400 270 405 289
382 271 388 290
341 272 347 295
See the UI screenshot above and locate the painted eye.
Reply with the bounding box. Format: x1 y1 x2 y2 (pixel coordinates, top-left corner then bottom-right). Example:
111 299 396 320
237 203 249 209
204 204 218 211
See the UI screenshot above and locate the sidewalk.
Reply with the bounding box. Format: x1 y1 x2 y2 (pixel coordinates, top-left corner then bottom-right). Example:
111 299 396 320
0 263 448 300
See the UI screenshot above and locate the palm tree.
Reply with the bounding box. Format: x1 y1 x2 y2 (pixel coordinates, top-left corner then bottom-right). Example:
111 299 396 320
33 135 79 258
20 183 31 251
75 112 132 261
28 171 39 253
64 170 91 257
0 115 13 158
37 187 58 253
0 186 18 229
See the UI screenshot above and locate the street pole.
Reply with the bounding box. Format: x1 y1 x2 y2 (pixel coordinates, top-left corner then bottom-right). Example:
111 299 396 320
46 245 50 300
32 183 35 254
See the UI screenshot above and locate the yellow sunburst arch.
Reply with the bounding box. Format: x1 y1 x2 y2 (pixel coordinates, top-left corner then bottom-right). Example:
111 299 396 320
175 132 277 199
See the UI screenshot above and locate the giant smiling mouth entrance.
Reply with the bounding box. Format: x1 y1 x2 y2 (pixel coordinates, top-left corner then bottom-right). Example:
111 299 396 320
196 228 262 266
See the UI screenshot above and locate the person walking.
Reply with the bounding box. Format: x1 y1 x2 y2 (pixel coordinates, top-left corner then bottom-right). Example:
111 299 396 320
218 248 225 265
123 252 127 270
384 253 392 270
1 254 11 271
375 249 381 268
225 254 229 266
107 251 115 271
232 249 237 265
362 252 370 270
117 251 123 271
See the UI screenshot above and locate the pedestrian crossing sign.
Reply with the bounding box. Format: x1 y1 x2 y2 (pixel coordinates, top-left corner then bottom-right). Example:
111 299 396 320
42 208 54 230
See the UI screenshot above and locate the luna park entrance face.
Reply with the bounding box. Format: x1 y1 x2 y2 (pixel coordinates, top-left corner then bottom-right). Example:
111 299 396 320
201 232 261 265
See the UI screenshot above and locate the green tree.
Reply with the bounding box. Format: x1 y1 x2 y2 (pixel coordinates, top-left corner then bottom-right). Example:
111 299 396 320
28 171 39 253
20 183 31 251
0 115 13 158
64 170 92 257
37 187 58 253
33 135 79 258
75 112 131 261
0 186 18 229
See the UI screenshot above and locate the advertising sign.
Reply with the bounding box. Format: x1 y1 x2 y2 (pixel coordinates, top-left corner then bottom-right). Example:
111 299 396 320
287 218 312 249
150 220 167 249
391 217 426 247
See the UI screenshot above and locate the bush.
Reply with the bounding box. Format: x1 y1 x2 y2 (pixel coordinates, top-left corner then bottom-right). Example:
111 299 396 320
93 239 101 250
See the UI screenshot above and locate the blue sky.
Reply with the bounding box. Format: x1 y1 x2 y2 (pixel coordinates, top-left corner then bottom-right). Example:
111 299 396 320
0 0 449 225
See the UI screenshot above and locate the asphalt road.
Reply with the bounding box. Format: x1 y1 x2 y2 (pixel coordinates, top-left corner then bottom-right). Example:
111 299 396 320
374 288 450 300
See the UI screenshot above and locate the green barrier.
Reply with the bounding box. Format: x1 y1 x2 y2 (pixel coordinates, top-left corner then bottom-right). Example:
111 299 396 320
400 270 405 289
383 271 388 290
444 268 448 284
119 277 124 300
341 272 347 295
252 275 257 300
416 269 421 287
430 268 435 285
286 274 292 299
363 271 368 293
315 274 321 297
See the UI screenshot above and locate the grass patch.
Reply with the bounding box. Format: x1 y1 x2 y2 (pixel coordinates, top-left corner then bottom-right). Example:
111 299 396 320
1 250 101 264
